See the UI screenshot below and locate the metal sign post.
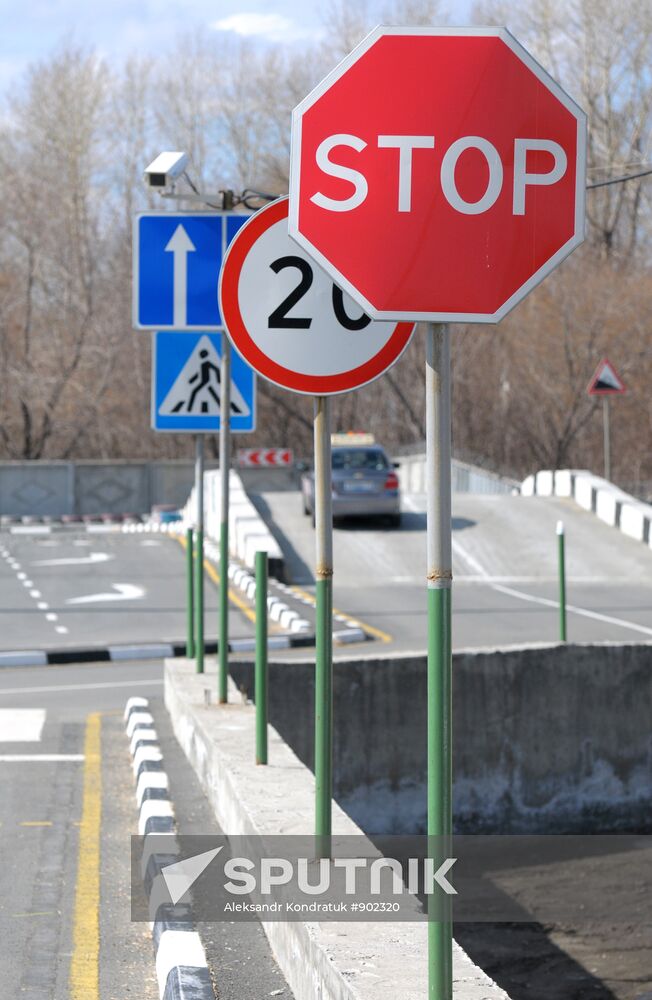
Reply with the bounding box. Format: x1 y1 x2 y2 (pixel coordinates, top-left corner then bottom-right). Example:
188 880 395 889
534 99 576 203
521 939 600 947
603 396 611 481
218 200 415 851
426 324 453 999
288 25 586 1000
313 396 334 853
194 434 205 674
218 333 232 703
587 358 626 484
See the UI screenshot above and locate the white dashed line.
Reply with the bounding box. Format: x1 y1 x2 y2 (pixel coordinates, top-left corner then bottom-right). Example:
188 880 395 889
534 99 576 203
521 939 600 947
54 626 69 635
30 590 41 599
22 580 34 588
45 613 58 622
17 572 27 580
37 602 49 611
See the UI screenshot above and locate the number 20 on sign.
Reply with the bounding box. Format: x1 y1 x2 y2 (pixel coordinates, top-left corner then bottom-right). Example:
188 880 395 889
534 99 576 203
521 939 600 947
218 196 414 395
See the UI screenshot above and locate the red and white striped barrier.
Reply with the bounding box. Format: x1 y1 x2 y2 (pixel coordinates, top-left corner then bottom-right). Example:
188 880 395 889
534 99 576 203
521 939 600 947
237 449 293 468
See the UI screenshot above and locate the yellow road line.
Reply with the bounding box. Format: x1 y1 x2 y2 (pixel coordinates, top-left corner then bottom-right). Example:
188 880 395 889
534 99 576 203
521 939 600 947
289 585 393 644
69 712 101 1000
202 560 257 625
20 820 52 827
173 534 258 626
175 534 391 643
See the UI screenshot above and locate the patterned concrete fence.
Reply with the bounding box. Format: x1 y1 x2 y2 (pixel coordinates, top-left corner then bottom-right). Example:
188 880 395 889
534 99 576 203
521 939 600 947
0 461 218 516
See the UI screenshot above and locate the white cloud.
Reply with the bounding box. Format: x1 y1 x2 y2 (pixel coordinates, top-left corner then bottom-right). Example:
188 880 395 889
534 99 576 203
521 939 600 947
210 12 321 43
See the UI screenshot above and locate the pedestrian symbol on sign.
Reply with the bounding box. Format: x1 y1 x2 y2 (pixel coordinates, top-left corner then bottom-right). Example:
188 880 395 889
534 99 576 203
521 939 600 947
158 335 250 417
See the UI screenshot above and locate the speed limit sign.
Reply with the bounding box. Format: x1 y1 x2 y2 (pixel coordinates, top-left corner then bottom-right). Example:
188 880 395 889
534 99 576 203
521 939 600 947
218 197 414 395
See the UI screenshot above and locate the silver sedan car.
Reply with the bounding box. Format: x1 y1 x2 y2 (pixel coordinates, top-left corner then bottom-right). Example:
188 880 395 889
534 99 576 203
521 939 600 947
301 441 401 527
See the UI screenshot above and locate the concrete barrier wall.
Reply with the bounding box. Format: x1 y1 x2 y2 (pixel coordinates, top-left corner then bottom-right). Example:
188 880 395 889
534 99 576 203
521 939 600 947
397 454 519 495
229 642 652 834
183 468 284 578
0 460 217 516
521 468 652 547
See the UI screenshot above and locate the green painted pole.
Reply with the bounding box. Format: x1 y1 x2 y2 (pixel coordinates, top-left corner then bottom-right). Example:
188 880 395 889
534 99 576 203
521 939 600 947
255 550 268 765
195 527 204 673
218 333 232 704
314 396 333 857
195 435 205 675
186 527 195 659
558 520 567 642
426 323 453 1000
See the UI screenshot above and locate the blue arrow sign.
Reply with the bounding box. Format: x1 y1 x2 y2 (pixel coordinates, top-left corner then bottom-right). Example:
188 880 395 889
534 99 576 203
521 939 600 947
151 332 256 433
133 212 250 330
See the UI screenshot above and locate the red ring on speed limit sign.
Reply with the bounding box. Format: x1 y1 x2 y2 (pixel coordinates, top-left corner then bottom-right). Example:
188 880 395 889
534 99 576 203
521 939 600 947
219 197 414 395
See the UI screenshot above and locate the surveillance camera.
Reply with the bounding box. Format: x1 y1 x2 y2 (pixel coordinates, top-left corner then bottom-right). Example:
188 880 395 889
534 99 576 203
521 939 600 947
143 151 188 189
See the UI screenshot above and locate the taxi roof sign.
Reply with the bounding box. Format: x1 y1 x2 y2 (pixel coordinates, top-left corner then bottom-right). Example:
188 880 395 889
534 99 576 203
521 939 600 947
330 432 375 446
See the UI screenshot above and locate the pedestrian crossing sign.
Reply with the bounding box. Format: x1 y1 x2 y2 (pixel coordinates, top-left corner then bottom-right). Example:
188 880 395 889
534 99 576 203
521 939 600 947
151 331 256 433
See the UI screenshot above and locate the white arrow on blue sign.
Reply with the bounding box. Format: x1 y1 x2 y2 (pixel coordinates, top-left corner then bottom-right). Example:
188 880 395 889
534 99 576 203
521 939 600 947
151 331 256 433
133 212 250 330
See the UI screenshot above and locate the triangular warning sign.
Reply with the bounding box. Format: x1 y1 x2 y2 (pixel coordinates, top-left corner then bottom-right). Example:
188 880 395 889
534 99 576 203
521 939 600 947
587 358 626 396
159 335 250 417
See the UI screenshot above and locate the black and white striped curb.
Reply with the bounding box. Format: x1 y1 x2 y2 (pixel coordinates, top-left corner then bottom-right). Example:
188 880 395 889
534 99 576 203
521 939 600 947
150 521 368 646
0 629 318 668
125 696 215 1000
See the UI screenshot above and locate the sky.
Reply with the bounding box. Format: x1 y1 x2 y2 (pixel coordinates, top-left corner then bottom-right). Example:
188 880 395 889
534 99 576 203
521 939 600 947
0 0 474 93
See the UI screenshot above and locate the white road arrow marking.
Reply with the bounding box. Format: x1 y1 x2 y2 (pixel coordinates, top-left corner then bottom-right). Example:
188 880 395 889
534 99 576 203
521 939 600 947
162 846 223 904
66 584 145 605
165 224 196 327
33 552 113 567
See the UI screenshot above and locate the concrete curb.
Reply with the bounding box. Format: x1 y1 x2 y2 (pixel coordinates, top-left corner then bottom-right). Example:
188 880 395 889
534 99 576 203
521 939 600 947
140 522 366 647
164 661 512 1000
181 469 284 578
123 696 215 1000
0 630 318 668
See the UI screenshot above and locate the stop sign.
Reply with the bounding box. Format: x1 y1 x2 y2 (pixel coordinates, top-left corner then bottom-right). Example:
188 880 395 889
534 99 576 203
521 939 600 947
289 26 586 323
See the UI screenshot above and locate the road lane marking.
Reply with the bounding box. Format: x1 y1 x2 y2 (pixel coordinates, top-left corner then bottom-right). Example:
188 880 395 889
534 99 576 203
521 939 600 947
453 536 652 639
33 552 113 567
37 601 49 610
29 589 41 598
66 583 145 605
0 679 164 696
0 754 84 761
0 708 45 741
55 626 69 635
17 572 27 580
203 561 256 624
12 911 56 917
175 534 256 624
20 820 52 826
69 712 101 1000
45 613 58 621
289 583 393 643
492 582 652 638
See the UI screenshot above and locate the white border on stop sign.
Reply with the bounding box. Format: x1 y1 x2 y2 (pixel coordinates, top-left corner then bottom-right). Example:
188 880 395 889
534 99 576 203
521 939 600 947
288 24 587 325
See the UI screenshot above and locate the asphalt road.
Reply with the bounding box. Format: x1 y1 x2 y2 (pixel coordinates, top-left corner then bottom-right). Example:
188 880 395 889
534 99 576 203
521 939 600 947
0 657 294 999
250 489 652 651
0 659 163 1000
0 529 253 652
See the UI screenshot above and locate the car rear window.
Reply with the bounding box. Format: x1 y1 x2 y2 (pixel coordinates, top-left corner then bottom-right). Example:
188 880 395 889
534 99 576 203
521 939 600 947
332 449 389 471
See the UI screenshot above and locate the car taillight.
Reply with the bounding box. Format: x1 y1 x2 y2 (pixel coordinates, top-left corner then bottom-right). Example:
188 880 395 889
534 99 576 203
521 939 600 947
384 472 399 491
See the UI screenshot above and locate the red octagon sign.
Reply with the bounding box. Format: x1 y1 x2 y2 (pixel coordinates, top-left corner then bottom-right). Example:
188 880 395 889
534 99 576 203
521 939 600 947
289 26 587 323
